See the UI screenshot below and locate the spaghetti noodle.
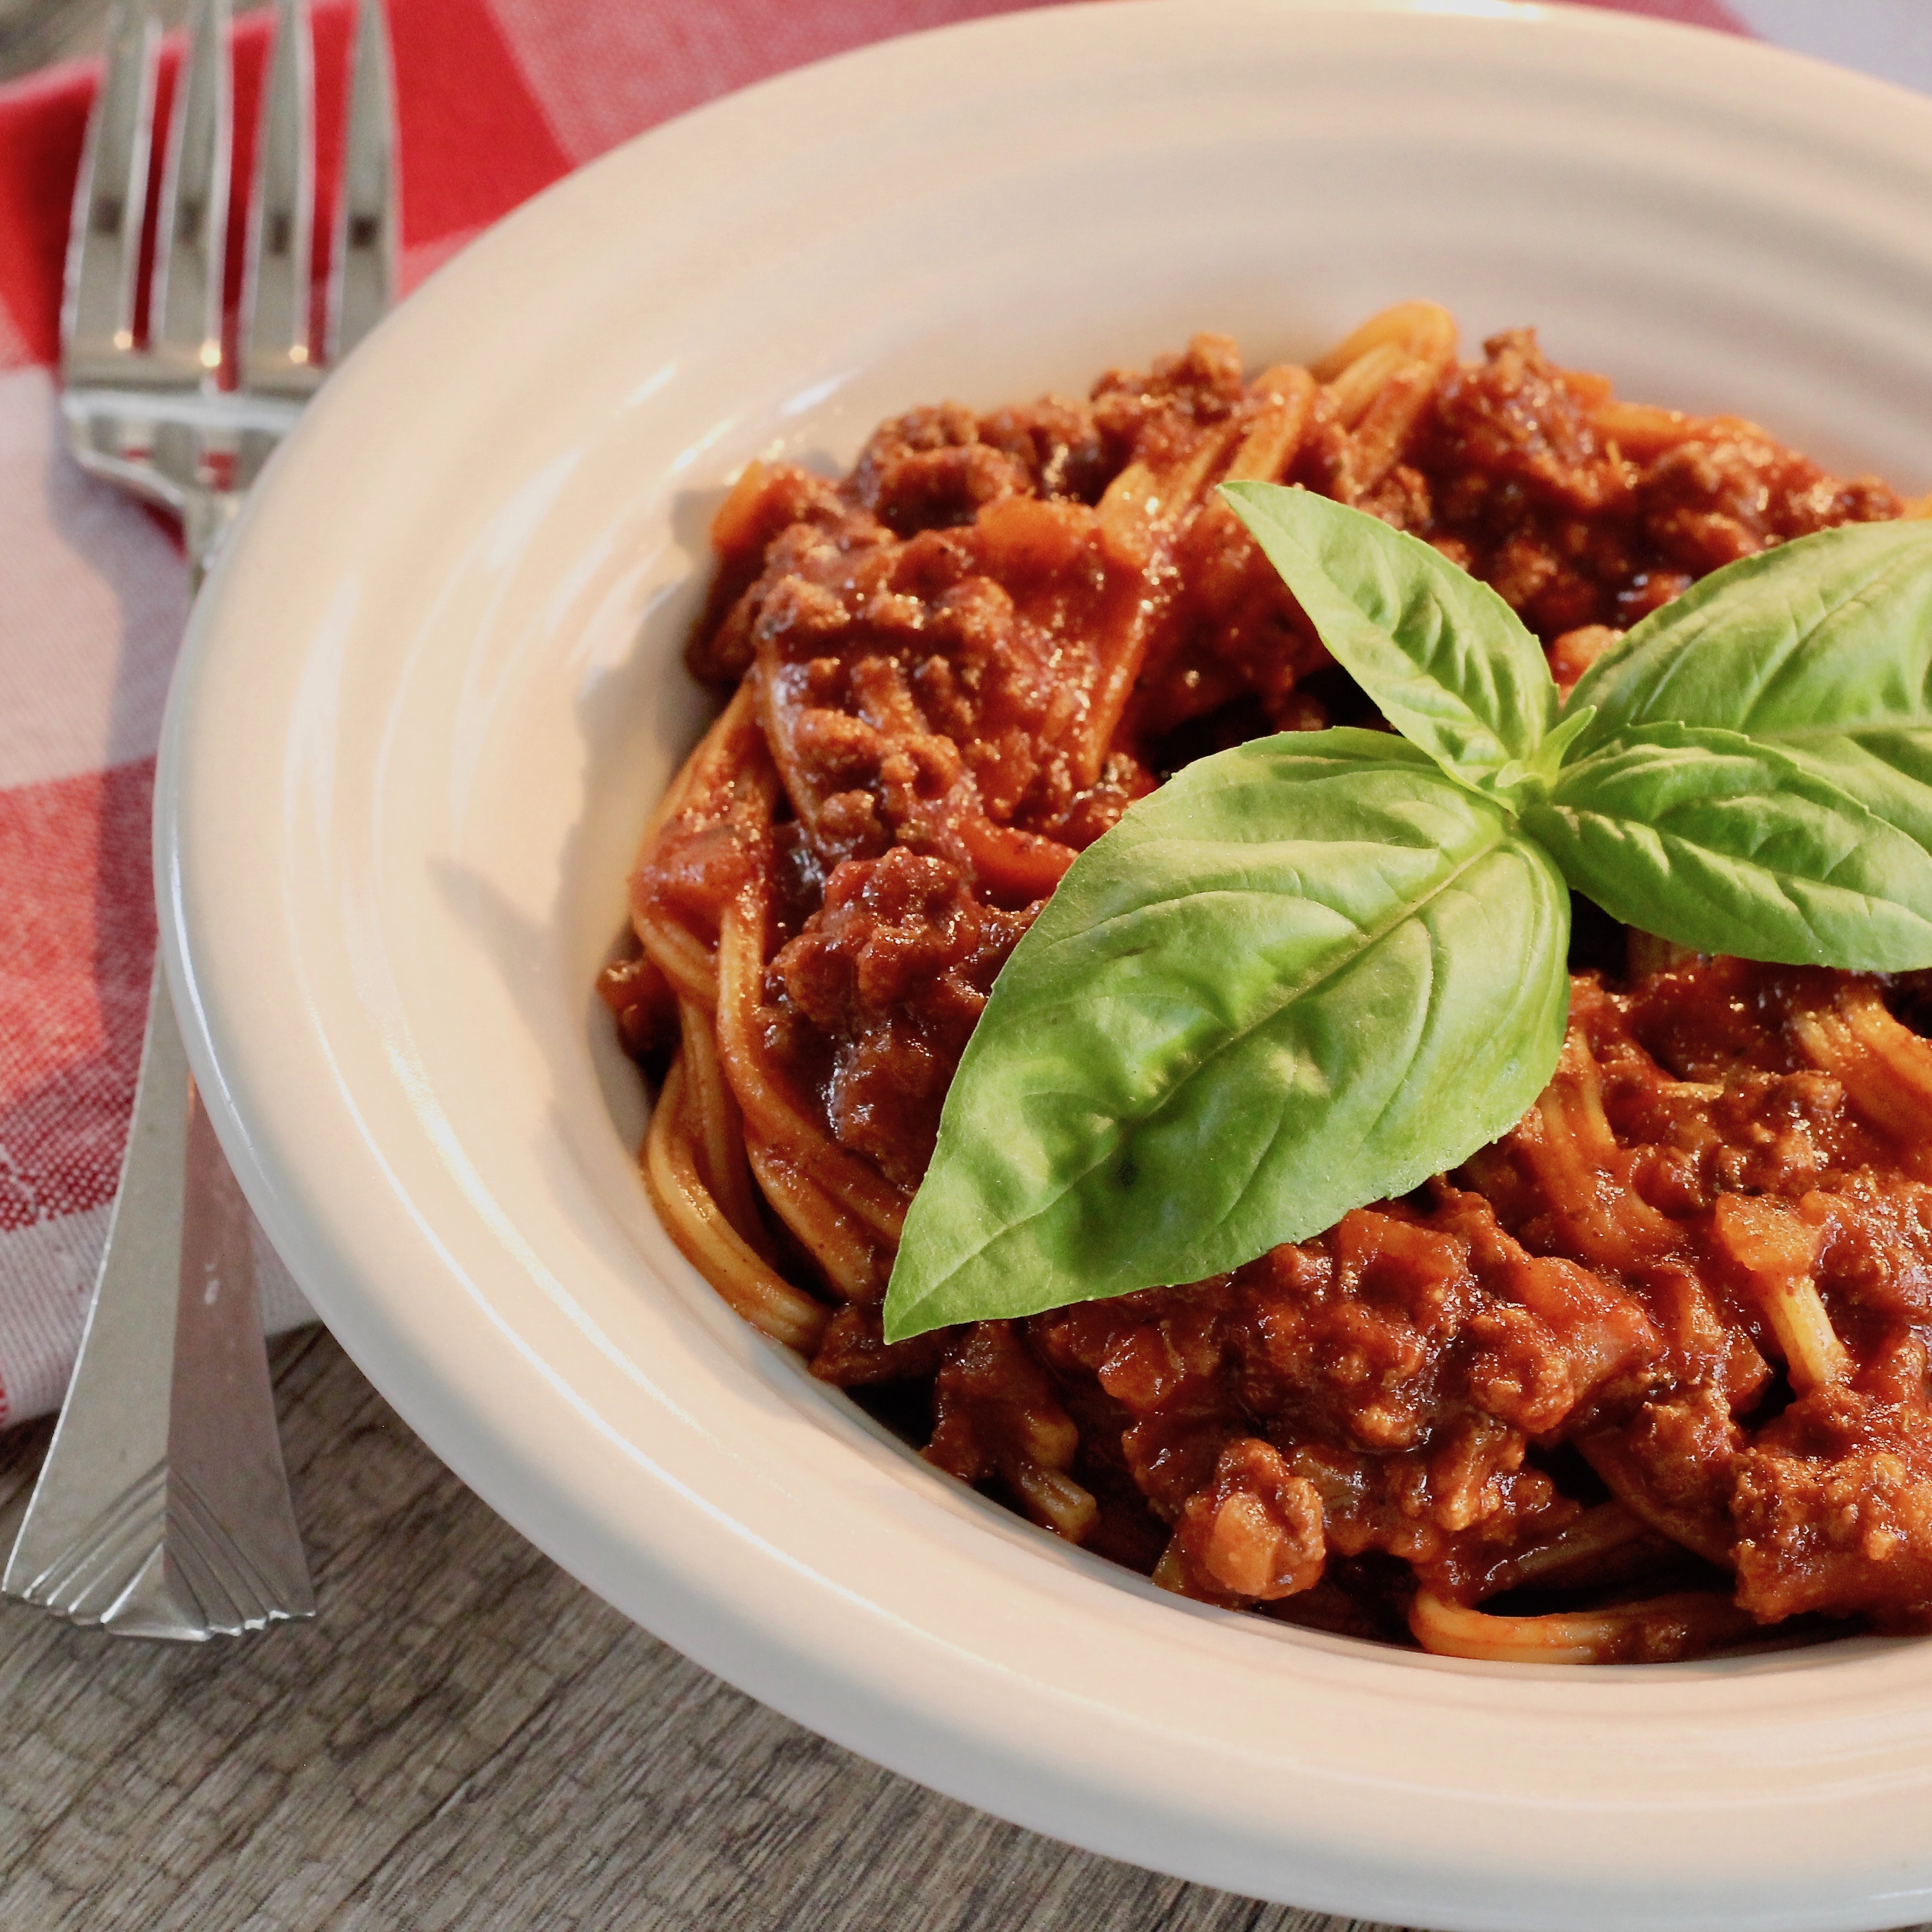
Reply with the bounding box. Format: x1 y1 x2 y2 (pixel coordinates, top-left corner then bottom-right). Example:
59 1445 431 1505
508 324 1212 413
603 306 1932 1660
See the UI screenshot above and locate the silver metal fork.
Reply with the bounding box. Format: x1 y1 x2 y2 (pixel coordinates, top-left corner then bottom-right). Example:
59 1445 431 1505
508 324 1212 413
2 0 397 1640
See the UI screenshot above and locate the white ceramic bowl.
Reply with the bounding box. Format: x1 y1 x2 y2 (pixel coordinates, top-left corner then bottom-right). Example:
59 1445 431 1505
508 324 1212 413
159 5 1932 1927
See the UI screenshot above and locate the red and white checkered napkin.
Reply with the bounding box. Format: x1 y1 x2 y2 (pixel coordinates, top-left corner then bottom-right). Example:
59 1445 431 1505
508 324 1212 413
0 0 1922 1430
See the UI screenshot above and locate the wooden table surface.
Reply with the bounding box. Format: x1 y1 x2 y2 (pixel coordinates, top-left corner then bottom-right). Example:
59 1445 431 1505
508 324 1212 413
2 7 1925 1929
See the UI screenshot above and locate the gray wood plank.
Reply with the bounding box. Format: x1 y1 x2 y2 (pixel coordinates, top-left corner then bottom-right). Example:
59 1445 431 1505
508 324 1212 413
0 1331 1403 1932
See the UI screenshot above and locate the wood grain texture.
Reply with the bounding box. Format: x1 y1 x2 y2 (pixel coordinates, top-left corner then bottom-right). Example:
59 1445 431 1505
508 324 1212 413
0 1330 1405 1932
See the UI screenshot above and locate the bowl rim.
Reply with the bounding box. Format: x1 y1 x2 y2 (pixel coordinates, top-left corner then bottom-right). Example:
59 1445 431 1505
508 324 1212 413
158 5 1932 1928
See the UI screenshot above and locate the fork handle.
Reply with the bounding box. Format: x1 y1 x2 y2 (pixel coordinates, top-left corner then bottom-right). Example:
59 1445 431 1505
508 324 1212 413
2 965 314 1637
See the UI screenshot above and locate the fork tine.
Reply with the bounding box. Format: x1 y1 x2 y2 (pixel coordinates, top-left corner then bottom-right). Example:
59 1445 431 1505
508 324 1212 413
63 0 159 386
150 0 231 388
240 0 317 399
326 0 397 365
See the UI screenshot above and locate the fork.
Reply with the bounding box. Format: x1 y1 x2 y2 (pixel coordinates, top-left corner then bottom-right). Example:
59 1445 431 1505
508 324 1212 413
1 0 397 1640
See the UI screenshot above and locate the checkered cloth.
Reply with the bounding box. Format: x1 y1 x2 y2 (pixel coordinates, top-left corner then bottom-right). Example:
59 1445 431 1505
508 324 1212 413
0 0 1924 1428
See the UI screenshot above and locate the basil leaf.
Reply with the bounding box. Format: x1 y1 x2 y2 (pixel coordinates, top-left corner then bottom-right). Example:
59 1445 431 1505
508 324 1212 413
1527 721 1932 971
883 729 1572 1341
1221 481 1558 791
1779 729 1932 852
1567 520 1932 841
1528 705 1597 783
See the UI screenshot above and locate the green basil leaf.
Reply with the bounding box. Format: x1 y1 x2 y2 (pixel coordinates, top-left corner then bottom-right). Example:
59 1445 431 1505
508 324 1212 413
1527 720 1932 971
1778 728 1932 851
1221 481 1558 790
1494 707 1597 798
1567 520 1932 841
883 728 1572 1341
1529 705 1598 783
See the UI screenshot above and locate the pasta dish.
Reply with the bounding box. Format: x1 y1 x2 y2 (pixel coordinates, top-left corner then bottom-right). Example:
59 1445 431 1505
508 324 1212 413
601 302 1932 1662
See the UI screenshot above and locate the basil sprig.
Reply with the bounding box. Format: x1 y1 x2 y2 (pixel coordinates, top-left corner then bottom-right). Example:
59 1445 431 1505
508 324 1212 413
882 492 1932 1341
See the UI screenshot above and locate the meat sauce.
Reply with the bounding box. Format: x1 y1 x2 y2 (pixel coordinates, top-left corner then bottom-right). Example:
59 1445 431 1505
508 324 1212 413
614 319 1932 1655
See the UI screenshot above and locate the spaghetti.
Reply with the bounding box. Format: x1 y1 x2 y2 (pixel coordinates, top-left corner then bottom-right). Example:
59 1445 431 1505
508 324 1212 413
603 306 1932 1661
